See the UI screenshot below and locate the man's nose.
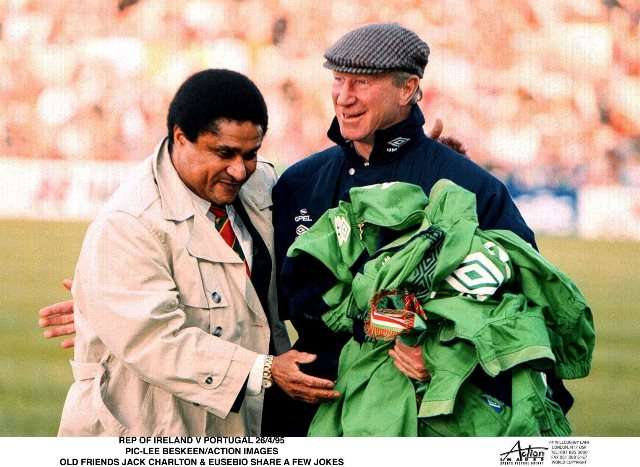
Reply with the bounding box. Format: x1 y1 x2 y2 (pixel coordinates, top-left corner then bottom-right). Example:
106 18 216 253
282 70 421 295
335 82 356 106
227 156 247 181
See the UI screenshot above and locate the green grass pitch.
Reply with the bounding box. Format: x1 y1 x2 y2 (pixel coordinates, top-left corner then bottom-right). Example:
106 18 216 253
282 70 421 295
1 219 638 436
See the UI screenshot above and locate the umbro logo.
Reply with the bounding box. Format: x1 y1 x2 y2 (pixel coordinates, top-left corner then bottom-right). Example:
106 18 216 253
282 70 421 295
386 137 410 152
334 215 351 246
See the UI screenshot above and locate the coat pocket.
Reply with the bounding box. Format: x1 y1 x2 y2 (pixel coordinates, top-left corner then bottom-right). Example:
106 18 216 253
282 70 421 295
61 359 129 436
92 359 130 435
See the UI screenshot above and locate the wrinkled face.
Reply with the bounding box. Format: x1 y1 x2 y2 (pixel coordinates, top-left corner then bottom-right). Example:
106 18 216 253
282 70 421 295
171 119 262 207
331 71 407 146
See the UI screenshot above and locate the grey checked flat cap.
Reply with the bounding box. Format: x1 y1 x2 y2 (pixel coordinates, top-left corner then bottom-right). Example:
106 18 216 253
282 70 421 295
324 23 429 78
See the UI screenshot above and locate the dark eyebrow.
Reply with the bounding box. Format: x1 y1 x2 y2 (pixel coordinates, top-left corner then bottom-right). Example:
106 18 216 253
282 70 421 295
209 143 262 156
208 144 237 154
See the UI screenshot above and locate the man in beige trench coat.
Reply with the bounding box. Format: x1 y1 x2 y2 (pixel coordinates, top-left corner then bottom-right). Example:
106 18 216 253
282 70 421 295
57 69 339 436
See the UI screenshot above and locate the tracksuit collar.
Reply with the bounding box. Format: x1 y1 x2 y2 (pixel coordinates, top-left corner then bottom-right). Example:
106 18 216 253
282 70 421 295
327 104 426 166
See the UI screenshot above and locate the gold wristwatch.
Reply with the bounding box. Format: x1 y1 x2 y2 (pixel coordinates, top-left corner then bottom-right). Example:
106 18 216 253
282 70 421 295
262 355 274 389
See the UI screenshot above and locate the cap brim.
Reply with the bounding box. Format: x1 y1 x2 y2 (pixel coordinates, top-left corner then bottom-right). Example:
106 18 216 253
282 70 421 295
323 60 393 75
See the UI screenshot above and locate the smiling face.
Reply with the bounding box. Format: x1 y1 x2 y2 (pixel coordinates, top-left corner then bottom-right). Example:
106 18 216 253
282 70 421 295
170 119 263 207
331 71 415 158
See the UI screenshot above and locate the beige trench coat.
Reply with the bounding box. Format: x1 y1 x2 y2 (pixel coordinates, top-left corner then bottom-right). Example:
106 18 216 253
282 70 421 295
58 139 290 436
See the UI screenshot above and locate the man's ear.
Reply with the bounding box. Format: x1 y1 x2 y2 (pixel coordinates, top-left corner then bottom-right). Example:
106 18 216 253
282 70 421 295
400 75 420 105
173 125 185 146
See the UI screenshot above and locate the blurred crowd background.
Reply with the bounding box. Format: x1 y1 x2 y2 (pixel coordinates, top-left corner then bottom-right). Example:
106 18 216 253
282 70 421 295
1 0 639 192
1 1 639 438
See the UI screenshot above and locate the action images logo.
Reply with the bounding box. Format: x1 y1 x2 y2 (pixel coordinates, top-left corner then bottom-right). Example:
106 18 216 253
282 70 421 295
500 440 548 465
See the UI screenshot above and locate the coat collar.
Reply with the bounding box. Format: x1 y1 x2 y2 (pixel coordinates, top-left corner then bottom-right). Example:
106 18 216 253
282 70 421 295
327 104 426 166
152 138 196 222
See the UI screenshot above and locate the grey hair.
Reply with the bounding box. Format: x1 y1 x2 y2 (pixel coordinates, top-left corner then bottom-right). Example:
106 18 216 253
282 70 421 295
391 71 422 104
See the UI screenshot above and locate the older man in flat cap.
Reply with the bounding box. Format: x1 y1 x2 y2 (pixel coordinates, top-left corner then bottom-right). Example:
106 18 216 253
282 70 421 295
272 22 573 434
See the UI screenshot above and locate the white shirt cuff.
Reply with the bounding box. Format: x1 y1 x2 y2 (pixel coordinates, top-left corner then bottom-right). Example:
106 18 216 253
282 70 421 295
247 354 267 396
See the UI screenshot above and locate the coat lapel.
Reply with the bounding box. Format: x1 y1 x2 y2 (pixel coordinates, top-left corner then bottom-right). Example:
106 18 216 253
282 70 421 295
234 198 272 325
186 212 244 265
236 188 272 323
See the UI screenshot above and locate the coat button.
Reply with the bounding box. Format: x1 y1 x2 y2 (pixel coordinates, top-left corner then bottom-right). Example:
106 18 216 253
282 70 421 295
212 326 223 337
211 291 222 304
348 168 355 176
205 376 213 385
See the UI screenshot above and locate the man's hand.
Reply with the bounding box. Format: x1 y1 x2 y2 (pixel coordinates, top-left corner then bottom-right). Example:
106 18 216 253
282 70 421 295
428 118 468 155
271 350 341 404
389 338 430 382
38 279 76 349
